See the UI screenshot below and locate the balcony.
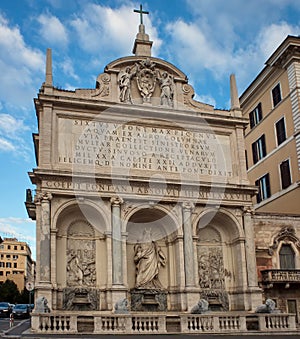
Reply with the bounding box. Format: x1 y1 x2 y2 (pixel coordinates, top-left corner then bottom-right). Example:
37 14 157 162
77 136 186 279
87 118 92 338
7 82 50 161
261 269 300 284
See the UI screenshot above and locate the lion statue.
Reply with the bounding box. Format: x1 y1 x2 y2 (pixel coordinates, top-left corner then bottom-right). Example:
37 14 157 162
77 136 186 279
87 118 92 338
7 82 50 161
114 298 129 314
191 299 209 314
34 296 51 313
255 298 276 313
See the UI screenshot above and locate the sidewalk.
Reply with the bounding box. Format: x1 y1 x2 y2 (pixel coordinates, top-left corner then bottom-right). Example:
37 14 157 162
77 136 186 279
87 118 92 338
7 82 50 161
1 319 30 338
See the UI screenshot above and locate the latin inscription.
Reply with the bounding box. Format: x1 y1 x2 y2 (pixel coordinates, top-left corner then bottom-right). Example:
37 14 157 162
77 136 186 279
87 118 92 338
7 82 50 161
58 118 232 178
44 179 251 202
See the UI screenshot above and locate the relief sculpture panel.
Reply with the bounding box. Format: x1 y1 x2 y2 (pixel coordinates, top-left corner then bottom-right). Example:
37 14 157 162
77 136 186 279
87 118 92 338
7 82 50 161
197 227 229 311
66 220 96 287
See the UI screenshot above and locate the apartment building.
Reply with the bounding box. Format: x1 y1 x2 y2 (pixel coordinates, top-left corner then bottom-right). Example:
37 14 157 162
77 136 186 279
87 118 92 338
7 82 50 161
0 238 34 291
240 35 300 320
240 35 300 214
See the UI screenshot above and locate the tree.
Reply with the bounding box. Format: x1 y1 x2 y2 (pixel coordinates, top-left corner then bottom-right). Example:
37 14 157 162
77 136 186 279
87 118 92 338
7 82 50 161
0 280 20 303
18 288 34 304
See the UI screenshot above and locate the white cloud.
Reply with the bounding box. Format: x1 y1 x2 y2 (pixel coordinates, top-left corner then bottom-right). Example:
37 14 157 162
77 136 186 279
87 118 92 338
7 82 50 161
0 137 15 151
59 58 79 81
195 94 216 107
258 22 300 60
0 113 29 136
164 13 300 98
37 13 68 46
0 14 44 107
0 217 36 259
70 3 161 58
0 113 31 159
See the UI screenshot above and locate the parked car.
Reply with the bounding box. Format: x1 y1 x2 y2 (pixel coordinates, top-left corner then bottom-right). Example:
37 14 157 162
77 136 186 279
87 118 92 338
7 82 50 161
0 302 13 317
12 304 30 319
28 304 34 312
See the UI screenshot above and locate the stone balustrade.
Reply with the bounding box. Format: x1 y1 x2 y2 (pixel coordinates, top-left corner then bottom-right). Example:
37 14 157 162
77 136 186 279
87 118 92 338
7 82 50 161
31 312 296 335
261 269 300 283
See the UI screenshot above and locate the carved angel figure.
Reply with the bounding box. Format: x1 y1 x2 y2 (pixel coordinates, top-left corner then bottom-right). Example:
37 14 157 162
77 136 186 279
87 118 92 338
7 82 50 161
118 66 136 103
156 71 174 106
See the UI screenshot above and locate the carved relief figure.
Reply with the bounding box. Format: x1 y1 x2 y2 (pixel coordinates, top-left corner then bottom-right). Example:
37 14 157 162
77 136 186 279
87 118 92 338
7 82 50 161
67 250 84 285
157 71 174 106
118 66 136 103
197 227 229 311
134 229 166 289
198 247 225 290
66 221 96 287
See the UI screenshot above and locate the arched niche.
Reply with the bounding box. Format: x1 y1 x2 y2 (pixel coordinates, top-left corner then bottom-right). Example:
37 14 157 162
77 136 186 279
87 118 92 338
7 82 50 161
55 202 107 290
195 209 244 311
125 207 179 291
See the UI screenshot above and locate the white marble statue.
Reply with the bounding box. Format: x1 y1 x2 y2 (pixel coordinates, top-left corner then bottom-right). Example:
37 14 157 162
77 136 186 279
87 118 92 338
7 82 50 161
134 229 166 289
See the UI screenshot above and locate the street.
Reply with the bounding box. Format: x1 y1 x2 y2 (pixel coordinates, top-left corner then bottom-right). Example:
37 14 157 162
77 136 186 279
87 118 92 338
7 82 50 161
0 317 30 336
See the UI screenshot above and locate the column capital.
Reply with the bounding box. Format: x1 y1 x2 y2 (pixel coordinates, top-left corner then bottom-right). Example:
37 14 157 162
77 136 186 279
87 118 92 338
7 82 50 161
110 196 124 206
182 201 195 211
34 191 53 204
242 206 255 215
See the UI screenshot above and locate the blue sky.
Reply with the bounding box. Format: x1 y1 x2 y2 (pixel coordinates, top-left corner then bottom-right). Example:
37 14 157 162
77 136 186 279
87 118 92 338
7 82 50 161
0 0 300 259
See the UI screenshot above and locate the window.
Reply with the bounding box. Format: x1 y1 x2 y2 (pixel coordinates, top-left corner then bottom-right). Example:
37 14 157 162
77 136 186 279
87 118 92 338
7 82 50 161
6 255 10 259
252 135 266 164
0 271 3 276
6 271 10 276
280 159 292 189
21 246 24 250
0 262 4 268
279 244 295 269
13 263 17 268
255 173 271 203
275 117 286 145
6 262 11 268
0 245 4 249
12 255 18 260
14 246 17 250
272 83 282 107
7 245 11 250
249 103 262 128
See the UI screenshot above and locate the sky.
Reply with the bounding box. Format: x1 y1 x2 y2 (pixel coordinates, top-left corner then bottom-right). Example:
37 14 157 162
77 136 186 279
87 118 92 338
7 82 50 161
0 0 299 259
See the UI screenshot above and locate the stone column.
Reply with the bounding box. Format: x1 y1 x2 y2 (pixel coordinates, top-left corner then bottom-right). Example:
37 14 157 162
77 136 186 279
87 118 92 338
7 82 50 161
111 197 124 286
243 207 262 310
50 227 57 309
243 207 258 288
37 192 52 283
182 202 195 287
34 192 53 306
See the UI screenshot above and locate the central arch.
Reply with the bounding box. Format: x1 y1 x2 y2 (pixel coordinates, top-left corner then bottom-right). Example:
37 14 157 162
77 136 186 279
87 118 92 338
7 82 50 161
125 207 180 301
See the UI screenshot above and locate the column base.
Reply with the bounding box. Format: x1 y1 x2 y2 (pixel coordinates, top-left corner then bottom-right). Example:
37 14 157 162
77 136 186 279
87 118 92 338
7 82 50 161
184 289 200 312
111 286 128 312
34 282 53 310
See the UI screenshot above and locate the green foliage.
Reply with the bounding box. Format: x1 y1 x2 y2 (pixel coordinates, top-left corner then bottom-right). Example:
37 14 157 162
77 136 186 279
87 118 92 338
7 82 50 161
0 281 35 304
18 288 34 304
0 280 20 303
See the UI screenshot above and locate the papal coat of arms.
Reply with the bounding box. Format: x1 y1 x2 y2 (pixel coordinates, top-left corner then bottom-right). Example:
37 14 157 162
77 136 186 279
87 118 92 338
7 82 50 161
136 58 156 103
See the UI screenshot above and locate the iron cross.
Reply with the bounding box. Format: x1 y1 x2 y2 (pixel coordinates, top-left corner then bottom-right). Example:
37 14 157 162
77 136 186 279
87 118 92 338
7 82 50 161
133 4 149 25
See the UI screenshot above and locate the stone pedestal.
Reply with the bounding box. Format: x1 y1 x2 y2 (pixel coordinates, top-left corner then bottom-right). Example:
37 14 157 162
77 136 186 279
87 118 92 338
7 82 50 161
131 289 167 312
63 288 99 311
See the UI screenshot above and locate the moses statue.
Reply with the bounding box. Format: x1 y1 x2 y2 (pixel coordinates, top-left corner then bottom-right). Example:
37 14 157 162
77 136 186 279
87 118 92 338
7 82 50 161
134 229 166 289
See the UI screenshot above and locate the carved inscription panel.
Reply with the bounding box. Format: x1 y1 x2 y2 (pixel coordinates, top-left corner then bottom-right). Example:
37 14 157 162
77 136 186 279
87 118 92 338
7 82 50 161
57 118 233 179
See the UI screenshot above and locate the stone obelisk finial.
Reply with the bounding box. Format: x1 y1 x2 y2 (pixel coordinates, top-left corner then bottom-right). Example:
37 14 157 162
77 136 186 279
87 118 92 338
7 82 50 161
43 48 53 94
230 74 242 116
45 48 53 87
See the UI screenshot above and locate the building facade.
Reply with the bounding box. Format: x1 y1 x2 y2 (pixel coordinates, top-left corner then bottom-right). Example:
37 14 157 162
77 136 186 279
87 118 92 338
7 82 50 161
240 35 300 214
0 238 34 291
25 22 297 335
240 35 300 324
